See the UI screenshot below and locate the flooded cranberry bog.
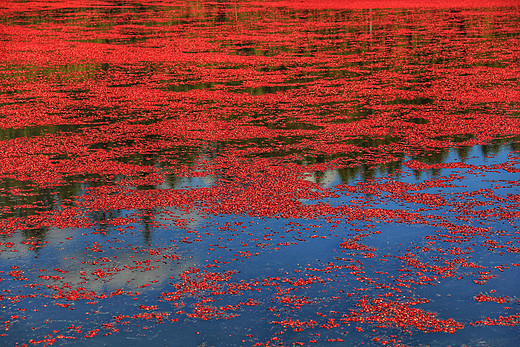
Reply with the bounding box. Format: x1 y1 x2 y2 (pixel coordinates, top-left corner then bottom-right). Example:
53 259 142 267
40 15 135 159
1 0 520 346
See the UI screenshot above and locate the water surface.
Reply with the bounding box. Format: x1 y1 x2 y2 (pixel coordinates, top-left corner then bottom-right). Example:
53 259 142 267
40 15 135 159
1 1 520 346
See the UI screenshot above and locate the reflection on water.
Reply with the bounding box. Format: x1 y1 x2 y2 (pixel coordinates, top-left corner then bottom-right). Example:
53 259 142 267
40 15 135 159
1 1 520 346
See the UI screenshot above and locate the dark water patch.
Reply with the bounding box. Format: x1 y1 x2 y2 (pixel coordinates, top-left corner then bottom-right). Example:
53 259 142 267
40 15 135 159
3 63 111 81
0 89 28 96
257 64 289 72
344 135 401 148
74 35 151 45
0 179 65 220
433 133 475 143
52 88 91 100
327 106 375 123
481 135 520 156
239 84 303 95
0 124 85 140
224 134 311 149
108 82 144 88
264 120 323 130
406 117 429 124
387 97 434 105
0 96 38 106
162 80 243 92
